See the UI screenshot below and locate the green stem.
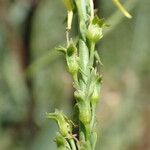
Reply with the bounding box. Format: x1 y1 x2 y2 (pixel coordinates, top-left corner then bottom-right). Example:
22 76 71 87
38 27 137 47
89 0 94 19
89 42 95 67
90 105 96 130
69 139 76 150
75 0 87 40
73 73 79 87
75 0 87 22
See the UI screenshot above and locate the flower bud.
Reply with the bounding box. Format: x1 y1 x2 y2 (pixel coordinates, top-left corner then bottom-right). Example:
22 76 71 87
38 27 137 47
91 75 102 106
55 134 67 148
86 16 106 43
78 101 91 125
46 110 72 137
91 86 100 106
74 90 84 102
86 24 103 43
66 41 79 75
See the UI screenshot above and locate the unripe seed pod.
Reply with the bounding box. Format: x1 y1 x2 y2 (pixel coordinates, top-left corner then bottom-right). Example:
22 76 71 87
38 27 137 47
78 101 91 125
66 40 77 56
67 57 79 74
91 86 101 106
91 75 102 106
55 134 67 148
46 110 72 137
60 121 71 137
91 87 99 104
74 90 84 102
66 41 79 75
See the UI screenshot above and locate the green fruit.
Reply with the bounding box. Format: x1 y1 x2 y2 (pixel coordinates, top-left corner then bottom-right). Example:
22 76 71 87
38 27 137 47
78 101 91 125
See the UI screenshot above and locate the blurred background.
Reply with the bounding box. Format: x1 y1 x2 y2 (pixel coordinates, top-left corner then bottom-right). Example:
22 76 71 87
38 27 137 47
0 0 150 150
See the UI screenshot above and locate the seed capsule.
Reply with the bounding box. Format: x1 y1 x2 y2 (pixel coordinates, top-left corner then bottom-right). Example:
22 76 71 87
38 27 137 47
91 75 102 106
78 101 91 125
66 41 79 75
91 85 100 106
55 134 67 148
46 110 72 137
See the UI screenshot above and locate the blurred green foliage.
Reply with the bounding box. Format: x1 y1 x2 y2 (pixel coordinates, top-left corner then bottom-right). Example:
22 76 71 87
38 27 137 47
0 0 150 150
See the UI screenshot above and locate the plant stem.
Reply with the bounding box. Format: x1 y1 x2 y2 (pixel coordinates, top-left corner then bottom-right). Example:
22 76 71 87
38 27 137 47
48 0 104 149
89 42 95 67
89 0 94 19
91 105 96 130
69 138 76 150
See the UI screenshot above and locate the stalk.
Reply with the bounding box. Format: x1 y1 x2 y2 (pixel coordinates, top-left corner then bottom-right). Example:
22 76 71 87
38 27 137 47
89 42 95 67
69 139 76 150
47 0 105 149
